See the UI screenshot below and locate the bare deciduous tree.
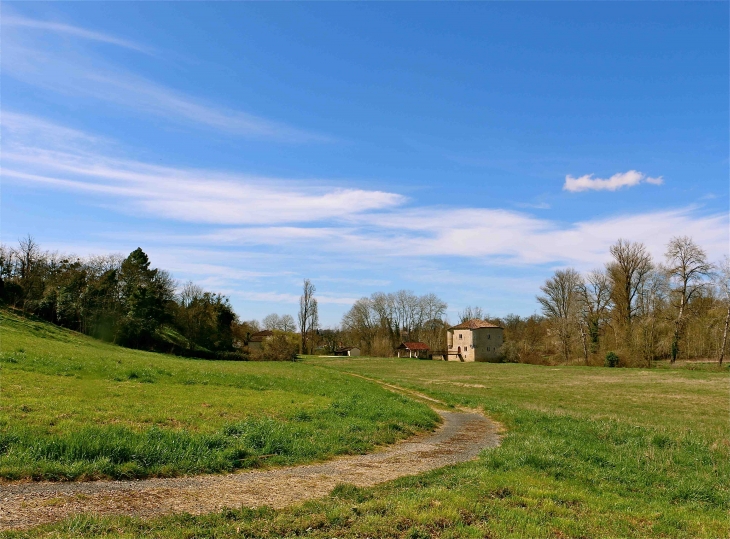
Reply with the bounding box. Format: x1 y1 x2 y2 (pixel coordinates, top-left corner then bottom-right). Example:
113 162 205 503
458 306 486 323
342 297 378 352
341 291 447 355
298 279 317 354
607 239 653 332
370 292 398 349
635 269 669 367
13 235 43 311
665 236 713 363
577 269 612 362
310 299 319 351
393 290 418 340
262 313 297 332
421 293 448 321
419 293 448 350
537 268 582 363
263 313 282 331
715 256 730 365
14 235 41 282
280 314 296 333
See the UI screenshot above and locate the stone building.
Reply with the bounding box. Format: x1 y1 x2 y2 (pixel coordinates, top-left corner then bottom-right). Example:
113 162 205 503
445 319 503 362
247 330 274 352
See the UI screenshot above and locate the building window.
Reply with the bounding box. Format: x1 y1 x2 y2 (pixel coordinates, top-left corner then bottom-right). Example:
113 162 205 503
459 334 462 339
487 347 490 351
488 334 491 340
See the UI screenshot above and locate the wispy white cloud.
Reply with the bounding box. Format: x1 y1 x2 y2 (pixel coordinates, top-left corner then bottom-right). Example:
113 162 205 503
1 113 402 225
239 291 359 305
151 203 726 272
324 206 727 268
1 14 152 53
2 22 326 141
81 71 326 140
311 276 392 287
1 112 105 148
516 201 551 210
563 170 664 192
3 114 727 305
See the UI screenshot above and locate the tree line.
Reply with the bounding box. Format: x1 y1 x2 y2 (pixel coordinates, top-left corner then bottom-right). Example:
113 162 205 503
340 291 449 356
1 237 237 357
335 237 728 366
531 237 728 366
0 237 328 361
3 235 726 366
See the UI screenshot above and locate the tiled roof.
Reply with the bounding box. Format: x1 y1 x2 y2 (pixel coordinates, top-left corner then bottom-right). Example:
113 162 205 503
249 330 274 342
398 341 430 351
449 319 502 330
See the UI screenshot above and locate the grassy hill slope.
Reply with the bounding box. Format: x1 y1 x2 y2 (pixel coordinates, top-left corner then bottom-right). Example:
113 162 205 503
0 310 438 481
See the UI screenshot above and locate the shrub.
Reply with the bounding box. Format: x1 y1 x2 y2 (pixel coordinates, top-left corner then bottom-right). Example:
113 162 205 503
0 282 24 306
498 341 520 363
605 351 619 368
215 351 249 361
257 332 298 361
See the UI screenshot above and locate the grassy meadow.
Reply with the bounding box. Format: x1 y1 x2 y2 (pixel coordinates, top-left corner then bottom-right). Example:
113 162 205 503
0 311 438 481
2 313 728 538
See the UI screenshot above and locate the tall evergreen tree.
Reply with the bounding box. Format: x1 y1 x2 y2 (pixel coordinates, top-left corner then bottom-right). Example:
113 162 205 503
116 248 172 348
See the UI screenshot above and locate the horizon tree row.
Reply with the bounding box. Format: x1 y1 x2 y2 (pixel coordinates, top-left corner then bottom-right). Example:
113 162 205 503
3 235 727 366
535 237 728 366
341 290 448 356
336 237 728 366
0 237 236 355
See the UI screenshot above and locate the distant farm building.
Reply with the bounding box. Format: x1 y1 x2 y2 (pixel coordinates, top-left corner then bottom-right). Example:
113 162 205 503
397 342 430 359
334 346 361 357
247 330 274 352
442 320 503 362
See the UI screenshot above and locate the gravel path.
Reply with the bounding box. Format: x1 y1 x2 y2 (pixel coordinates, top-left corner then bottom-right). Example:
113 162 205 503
0 380 501 531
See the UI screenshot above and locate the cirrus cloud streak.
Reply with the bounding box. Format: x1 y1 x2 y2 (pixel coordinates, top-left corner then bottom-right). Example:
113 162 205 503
1 113 401 225
1 14 152 53
2 17 327 142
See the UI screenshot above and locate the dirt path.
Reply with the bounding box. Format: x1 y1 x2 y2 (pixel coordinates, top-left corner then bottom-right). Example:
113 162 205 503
0 377 501 531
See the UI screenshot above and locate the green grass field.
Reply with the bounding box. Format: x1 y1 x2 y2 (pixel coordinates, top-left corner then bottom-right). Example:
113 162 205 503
0 311 438 481
2 313 728 538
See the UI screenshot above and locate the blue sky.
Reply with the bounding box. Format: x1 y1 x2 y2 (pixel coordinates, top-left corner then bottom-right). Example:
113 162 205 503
2 3 728 326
